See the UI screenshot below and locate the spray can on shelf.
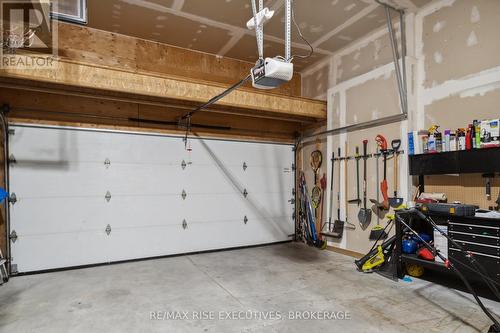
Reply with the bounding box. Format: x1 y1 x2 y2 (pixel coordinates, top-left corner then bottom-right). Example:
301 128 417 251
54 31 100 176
427 125 439 153
443 129 451 152
457 128 466 150
435 131 443 153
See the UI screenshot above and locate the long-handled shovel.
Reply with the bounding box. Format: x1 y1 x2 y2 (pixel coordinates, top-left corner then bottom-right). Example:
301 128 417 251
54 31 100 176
358 140 372 229
388 139 403 208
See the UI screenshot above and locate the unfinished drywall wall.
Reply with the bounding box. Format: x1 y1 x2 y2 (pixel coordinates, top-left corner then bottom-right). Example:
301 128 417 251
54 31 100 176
417 0 500 132
422 0 500 88
338 32 401 83
424 86 500 129
302 21 402 100
345 72 401 125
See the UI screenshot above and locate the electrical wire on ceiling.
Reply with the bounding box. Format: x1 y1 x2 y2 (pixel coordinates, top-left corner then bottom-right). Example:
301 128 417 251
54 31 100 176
289 0 314 61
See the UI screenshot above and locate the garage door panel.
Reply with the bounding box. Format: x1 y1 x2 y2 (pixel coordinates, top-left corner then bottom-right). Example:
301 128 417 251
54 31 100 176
194 139 293 166
10 197 110 234
242 169 294 195
9 125 294 273
9 164 110 197
11 231 109 272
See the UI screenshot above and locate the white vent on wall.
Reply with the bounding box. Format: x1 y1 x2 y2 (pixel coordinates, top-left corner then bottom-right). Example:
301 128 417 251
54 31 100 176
52 0 87 24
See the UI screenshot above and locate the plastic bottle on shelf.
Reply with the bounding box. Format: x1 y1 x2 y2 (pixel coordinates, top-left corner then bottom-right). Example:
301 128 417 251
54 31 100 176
449 131 457 151
466 125 473 150
443 129 450 152
474 120 482 149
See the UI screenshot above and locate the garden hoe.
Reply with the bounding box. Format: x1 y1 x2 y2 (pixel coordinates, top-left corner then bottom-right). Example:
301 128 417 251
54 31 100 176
388 139 403 208
348 146 362 206
357 140 372 229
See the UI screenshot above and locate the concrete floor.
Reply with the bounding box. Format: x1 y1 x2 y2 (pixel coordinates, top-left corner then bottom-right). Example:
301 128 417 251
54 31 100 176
0 243 499 333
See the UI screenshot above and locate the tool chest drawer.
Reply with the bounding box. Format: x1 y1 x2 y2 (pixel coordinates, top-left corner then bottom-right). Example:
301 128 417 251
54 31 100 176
449 248 500 280
450 240 500 257
448 217 500 229
449 231 500 247
448 222 500 238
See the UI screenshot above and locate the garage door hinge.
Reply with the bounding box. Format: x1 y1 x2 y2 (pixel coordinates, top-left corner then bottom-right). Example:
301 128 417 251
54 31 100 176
243 216 248 224
182 219 188 230
8 154 16 164
105 191 112 202
8 193 17 204
243 189 248 198
104 158 111 169
288 198 295 205
243 162 247 171
8 129 15 136
181 160 187 170
10 230 17 243
292 163 296 171
105 224 111 235
181 189 187 200
11 264 18 275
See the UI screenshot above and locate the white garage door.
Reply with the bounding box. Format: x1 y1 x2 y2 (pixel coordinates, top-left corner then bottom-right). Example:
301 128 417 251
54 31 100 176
9 125 295 273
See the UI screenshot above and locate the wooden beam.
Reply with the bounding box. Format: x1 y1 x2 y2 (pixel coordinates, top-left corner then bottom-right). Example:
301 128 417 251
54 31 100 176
57 23 302 97
0 58 326 122
0 88 302 143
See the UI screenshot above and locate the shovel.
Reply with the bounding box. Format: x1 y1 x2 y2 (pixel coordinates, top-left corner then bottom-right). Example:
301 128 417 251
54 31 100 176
388 139 403 208
358 140 372 229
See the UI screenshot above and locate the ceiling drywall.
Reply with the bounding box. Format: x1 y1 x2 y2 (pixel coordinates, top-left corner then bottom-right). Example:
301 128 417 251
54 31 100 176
86 0 432 72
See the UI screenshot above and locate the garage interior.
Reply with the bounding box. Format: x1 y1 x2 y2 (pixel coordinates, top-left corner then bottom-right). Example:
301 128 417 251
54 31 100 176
0 0 499 332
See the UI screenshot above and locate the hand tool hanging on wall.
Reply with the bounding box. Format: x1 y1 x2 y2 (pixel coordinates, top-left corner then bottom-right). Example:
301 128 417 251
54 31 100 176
319 173 327 238
348 146 362 206
388 139 403 208
370 135 390 210
327 152 335 233
344 142 357 230
482 173 494 202
335 147 344 227
358 140 372 229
